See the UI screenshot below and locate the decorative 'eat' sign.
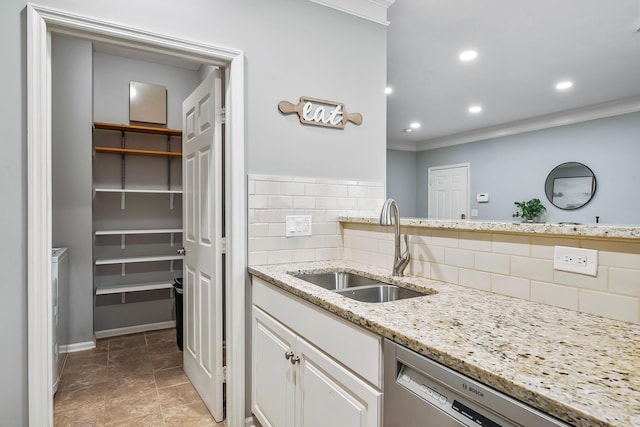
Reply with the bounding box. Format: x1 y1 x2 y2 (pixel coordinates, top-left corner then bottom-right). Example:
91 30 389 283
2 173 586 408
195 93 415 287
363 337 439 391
278 96 363 129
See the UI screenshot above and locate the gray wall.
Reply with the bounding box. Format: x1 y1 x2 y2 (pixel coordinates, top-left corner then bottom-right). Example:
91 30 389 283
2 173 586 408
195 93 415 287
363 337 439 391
414 111 640 224
1 0 387 423
52 34 94 346
386 149 417 217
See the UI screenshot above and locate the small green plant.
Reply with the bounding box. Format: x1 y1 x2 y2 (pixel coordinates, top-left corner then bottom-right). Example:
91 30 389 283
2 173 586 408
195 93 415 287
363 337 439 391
513 198 546 221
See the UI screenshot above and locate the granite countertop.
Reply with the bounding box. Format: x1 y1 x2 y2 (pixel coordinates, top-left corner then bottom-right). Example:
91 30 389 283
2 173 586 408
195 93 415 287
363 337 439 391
249 260 640 427
339 216 640 240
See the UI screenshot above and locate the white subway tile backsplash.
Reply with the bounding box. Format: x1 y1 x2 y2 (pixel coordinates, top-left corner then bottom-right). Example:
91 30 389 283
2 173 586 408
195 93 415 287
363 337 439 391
445 248 475 269
315 247 340 261
348 185 368 198
431 230 460 248
431 264 459 284
247 180 256 195
459 269 491 291
316 197 338 209
249 223 269 237
293 196 316 209
510 256 554 282
579 290 639 324
530 236 578 259
268 223 285 237
305 183 329 196
248 195 268 209
255 181 281 195
291 249 316 263
492 234 531 256
554 267 608 291
267 250 293 265
410 259 431 278
475 252 510 274
530 281 578 311
608 268 640 297
327 184 348 197
337 197 358 209
281 182 305 195
268 195 293 209
491 274 530 299
459 232 492 252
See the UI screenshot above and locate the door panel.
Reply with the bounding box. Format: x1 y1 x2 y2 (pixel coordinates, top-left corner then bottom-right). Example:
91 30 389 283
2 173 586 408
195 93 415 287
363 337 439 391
252 307 296 427
296 338 381 427
182 69 224 422
429 165 469 220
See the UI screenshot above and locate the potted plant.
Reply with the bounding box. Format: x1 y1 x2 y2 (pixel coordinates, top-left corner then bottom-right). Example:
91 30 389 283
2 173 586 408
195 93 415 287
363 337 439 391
513 198 546 222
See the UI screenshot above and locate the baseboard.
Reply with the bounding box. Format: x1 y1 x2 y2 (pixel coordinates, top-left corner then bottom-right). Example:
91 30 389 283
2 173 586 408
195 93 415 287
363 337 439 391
95 320 176 339
59 340 96 353
245 415 260 427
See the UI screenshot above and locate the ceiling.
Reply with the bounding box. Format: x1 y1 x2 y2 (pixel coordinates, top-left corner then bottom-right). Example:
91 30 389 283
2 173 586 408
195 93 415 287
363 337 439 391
386 0 640 151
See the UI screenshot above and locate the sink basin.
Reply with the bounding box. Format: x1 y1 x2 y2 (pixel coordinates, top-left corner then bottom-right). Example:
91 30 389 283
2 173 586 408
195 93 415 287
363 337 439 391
335 284 426 303
292 271 430 303
292 271 380 290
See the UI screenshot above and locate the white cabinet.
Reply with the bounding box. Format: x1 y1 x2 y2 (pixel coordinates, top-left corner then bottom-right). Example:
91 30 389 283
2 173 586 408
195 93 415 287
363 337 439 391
252 278 382 427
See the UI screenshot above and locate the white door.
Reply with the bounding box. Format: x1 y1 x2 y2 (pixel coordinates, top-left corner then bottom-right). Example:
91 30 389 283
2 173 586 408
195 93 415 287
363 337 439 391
182 69 224 421
296 337 381 427
428 164 469 220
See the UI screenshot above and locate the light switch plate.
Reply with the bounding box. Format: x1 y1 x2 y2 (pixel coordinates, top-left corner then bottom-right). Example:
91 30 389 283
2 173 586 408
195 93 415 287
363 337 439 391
285 215 312 237
553 246 598 276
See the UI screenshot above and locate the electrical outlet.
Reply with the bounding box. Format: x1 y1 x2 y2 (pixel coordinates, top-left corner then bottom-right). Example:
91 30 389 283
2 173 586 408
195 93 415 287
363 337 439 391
553 246 598 276
285 215 312 237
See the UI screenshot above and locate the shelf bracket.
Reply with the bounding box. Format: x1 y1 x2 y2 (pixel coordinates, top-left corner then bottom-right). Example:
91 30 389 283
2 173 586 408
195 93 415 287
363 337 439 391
121 263 126 277
170 259 175 273
121 293 126 304
121 192 126 210
170 232 175 247
121 234 126 250
170 193 175 210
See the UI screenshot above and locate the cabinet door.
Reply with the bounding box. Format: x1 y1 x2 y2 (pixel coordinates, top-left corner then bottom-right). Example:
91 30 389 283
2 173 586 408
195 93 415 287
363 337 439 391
252 306 297 427
296 337 382 427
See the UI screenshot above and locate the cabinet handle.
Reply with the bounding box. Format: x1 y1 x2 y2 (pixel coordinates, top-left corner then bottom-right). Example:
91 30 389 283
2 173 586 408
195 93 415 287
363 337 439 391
284 351 294 360
290 355 300 365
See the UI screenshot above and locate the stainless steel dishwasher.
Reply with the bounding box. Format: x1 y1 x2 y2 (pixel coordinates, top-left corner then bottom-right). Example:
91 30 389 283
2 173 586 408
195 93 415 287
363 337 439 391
383 339 571 427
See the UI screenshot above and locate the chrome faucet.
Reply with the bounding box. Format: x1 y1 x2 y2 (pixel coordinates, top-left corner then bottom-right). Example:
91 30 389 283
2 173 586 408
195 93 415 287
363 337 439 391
379 199 410 276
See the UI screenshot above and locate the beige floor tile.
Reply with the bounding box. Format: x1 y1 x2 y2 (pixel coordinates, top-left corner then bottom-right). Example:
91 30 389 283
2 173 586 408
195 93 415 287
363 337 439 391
104 372 156 399
58 366 109 391
154 366 189 389
66 341 108 360
108 333 147 351
53 401 106 427
151 351 183 371
105 412 164 427
145 328 176 345
104 390 161 424
63 353 108 374
148 340 181 356
108 346 149 364
107 358 154 378
54 382 108 413
163 401 219 427
158 382 202 409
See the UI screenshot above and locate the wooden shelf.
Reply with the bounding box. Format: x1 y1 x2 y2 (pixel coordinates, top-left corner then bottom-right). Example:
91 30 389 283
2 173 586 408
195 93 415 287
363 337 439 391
95 255 183 266
96 281 175 295
94 188 182 194
95 228 183 236
94 146 182 157
94 121 182 137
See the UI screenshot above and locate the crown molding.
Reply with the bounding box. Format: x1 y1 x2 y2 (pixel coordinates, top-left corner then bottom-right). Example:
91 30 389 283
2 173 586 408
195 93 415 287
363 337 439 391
386 140 418 152
309 0 395 26
414 95 640 152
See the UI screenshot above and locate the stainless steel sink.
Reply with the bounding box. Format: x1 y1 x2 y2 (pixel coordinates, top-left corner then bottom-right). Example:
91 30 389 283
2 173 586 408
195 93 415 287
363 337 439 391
292 271 430 303
292 271 380 290
335 284 426 303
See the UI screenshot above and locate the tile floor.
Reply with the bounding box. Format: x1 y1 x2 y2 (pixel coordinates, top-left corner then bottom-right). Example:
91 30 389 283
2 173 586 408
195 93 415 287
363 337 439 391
54 328 224 426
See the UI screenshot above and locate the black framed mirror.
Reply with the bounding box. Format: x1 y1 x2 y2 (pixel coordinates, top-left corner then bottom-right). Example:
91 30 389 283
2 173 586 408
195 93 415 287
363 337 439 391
545 162 597 210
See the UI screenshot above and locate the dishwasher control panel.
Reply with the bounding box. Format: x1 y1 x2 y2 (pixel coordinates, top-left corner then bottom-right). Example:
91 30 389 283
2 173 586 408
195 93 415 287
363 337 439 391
397 365 512 427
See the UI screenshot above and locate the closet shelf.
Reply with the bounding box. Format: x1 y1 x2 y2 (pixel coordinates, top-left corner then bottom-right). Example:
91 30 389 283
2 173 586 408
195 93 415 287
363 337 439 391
96 281 175 295
93 121 182 137
95 228 183 236
94 146 182 157
95 255 183 266
94 188 183 194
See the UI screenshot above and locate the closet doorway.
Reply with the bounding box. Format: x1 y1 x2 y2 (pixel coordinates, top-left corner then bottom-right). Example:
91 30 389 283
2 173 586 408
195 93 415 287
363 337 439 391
27 5 246 427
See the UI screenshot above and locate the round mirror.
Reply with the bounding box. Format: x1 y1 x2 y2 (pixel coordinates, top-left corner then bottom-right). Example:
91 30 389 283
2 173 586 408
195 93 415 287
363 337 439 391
545 162 596 210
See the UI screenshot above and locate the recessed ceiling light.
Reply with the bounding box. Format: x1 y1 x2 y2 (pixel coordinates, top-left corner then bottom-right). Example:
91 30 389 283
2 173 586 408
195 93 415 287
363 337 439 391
459 50 478 61
404 128 413 133
385 87 393 95
409 122 421 129
468 105 482 114
556 81 573 90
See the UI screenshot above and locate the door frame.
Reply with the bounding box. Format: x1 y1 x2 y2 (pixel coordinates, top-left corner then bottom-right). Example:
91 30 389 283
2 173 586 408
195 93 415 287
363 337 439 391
27 4 246 426
427 163 470 219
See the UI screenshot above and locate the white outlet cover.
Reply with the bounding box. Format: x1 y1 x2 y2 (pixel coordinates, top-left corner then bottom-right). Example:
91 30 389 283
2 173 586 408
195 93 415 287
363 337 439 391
285 215 312 237
553 246 598 276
